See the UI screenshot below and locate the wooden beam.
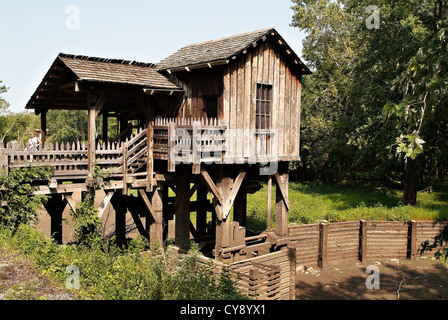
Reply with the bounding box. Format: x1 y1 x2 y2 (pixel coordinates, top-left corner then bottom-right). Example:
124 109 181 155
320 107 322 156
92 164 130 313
274 171 290 211
63 194 77 213
41 110 47 148
94 93 108 118
98 191 114 218
222 168 247 220
138 189 161 224
267 176 272 231
200 168 222 205
87 95 96 179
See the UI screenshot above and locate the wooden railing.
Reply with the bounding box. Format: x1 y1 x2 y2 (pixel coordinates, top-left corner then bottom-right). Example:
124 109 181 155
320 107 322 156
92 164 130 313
153 117 227 172
3 140 123 179
0 118 228 181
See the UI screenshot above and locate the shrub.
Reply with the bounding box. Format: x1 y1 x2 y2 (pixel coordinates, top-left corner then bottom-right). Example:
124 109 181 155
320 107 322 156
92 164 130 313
0 225 246 300
0 166 52 231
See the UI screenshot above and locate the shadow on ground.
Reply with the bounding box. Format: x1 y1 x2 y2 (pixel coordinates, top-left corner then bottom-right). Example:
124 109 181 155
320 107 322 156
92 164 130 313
295 258 448 300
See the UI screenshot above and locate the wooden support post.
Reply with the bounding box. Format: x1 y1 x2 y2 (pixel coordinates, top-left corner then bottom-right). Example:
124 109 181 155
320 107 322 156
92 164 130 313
359 220 368 263
267 176 272 231
289 247 297 300
318 222 328 269
122 142 128 195
147 187 164 248
167 123 176 172
215 167 232 261
111 192 127 247
233 192 247 228
102 111 108 144
196 185 208 238
161 186 170 246
43 195 67 244
249 267 259 298
174 166 191 251
408 220 418 260
87 98 96 179
98 191 114 218
146 122 154 192
275 162 289 236
40 110 47 149
192 121 201 175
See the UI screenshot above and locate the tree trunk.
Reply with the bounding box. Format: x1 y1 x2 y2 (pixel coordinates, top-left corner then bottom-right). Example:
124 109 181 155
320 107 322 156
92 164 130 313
403 159 418 206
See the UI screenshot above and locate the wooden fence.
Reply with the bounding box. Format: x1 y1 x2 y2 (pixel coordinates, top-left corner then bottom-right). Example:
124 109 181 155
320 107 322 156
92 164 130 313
289 220 448 268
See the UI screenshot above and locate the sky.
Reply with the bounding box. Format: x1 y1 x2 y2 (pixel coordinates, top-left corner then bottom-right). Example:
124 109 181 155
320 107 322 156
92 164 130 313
0 0 306 113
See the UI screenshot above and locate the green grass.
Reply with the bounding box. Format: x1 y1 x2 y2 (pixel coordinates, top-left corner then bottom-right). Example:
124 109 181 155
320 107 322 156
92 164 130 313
245 181 448 230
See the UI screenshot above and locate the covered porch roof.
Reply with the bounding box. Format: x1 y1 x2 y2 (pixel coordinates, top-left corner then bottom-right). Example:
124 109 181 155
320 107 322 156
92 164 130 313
25 53 184 115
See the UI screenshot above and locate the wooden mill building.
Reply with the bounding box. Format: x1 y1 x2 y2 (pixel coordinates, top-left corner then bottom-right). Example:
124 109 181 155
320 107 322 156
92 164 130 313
2 27 310 263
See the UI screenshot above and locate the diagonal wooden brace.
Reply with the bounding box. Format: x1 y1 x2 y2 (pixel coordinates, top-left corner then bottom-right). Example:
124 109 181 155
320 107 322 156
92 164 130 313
274 171 290 211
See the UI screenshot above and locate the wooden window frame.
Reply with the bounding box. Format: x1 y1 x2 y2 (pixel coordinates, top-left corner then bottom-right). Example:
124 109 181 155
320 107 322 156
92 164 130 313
255 83 273 132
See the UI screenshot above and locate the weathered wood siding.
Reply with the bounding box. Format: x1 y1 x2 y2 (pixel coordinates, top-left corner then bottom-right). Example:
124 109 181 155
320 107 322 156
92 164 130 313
171 69 224 119
222 39 302 161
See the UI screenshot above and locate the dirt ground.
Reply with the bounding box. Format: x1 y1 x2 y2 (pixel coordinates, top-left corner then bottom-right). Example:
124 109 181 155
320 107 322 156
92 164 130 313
295 257 448 300
0 246 73 300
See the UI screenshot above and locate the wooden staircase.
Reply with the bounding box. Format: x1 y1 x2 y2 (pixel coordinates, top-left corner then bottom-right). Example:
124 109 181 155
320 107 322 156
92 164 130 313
115 126 154 194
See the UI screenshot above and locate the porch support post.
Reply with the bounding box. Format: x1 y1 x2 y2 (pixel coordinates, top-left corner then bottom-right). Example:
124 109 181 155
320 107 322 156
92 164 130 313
87 96 96 179
43 194 67 244
233 192 247 228
275 162 289 236
174 166 191 251
214 166 232 261
40 110 47 149
102 111 108 143
196 185 208 238
111 192 127 247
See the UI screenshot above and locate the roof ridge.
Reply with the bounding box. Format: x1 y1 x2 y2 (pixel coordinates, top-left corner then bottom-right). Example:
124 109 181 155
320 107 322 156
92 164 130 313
182 27 275 48
58 53 156 68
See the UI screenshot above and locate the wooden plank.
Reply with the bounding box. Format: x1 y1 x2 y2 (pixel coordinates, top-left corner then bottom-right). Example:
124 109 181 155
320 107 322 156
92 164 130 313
87 98 96 179
229 60 238 161
122 142 128 195
274 171 290 211
250 45 259 162
244 49 252 158
296 77 302 157
223 168 247 220
359 220 368 263
192 121 201 174
318 222 328 268
147 123 154 192
98 191 114 218
138 189 160 224
284 63 291 157
267 176 272 231
277 58 285 156
200 168 222 205
63 194 77 213
236 55 245 162
175 166 191 251
167 123 176 172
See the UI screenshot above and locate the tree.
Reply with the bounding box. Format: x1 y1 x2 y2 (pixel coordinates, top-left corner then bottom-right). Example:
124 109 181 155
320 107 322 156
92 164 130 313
291 0 448 204
291 0 359 183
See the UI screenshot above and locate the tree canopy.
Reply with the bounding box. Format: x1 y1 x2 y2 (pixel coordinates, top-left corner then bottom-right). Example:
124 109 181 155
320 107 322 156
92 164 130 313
291 0 448 204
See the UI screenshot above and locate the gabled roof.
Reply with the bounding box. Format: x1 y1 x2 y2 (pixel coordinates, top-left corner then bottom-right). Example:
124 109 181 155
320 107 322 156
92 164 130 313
58 53 181 90
156 27 311 75
26 53 183 111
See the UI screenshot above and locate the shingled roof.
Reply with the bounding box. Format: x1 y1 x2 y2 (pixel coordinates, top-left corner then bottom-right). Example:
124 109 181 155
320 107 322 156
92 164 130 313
156 27 311 75
58 53 181 90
